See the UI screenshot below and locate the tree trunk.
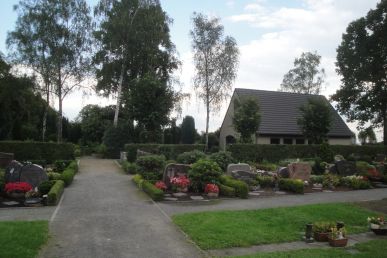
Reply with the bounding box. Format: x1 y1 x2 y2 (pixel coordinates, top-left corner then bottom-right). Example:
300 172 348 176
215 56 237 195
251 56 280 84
114 63 126 127
57 94 63 143
205 97 209 152
384 111 387 146
42 81 49 141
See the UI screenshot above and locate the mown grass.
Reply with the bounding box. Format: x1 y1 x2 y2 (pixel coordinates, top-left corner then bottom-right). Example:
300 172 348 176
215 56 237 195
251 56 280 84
229 240 387 258
172 203 377 249
0 220 49 258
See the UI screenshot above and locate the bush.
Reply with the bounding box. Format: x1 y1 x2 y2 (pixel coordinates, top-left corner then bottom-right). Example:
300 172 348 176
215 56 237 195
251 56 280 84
61 168 75 187
227 144 387 163
255 162 277 171
188 159 222 192
94 144 108 157
207 151 234 171
103 123 132 159
47 180 65 205
38 181 55 195
312 157 326 175
219 175 249 199
47 172 62 181
356 161 372 175
0 141 75 163
256 176 275 188
54 160 72 173
177 150 206 164
121 161 139 174
278 179 304 194
322 174 340 188
0 169 5 193
135 155 165 180
125 144 205 162
310 175 324 184
132 174 143 186
313 221 336 234
340 176 371 189
142 180 164 201
67 161 78 173
219 184 235 197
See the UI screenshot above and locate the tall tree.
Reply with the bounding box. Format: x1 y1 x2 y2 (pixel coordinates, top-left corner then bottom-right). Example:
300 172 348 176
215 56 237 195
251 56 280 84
332 0 387 145
280 51 325 94
93 0 179 127
191 13 239 150
358 127 377 145
8 0 93 143
298 97 333 144
180 115 196 144
232 97 261 143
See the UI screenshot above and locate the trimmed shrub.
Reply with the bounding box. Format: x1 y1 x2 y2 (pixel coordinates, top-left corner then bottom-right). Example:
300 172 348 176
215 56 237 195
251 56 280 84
177 150 206 164
227 144 387 163
340 176 371 190
103 123 132 158
0 169 5 193
356 161 371 175
132 174 143 186
47 180 65 205
125 144 205 162
219 183 235 197
67 161 78 173
38 181 55 195
219 175 249 199
312 157 326 175
188 159 222 192
61 169 75 187
256 176 275 188
255 162 277 171
54 160 72 173
278 179 304 194
209 151 235 171
122 161 139 174
322 174 340 188
0 141 74 162
48 172 62 181
310 175 324 184
142 180 164 201
135 155 165 180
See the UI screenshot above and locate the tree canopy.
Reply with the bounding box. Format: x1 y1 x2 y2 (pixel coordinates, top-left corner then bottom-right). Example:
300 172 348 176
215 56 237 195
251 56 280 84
180 116 196 144
232 97 261 143
191 12 239 150
358 127 377 145
280 51 325 95
332 0 387 145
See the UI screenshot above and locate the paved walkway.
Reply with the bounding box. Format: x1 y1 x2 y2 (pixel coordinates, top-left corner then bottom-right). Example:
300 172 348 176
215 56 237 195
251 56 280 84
39 157 203 258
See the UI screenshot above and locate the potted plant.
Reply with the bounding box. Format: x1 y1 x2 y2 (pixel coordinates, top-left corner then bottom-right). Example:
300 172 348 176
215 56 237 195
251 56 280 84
204 183 219 197
170 175 190 192
4 182 33 199
313 221 335 242
328 227 348 247
367 216 387 235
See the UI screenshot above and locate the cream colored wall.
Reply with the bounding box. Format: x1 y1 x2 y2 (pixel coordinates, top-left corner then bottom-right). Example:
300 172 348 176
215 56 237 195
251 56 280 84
256 136 270 144
328 138 352 145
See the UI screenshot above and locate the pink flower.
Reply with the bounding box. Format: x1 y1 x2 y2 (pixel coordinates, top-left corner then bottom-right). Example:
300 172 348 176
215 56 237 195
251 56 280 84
4 182 33 193
155 181 167 191
170 175 190 188
205 183 219 193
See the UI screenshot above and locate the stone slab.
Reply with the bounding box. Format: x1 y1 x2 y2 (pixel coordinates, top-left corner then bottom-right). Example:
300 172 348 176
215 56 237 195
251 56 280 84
227 163 251 175
164 197 178 201
190 196 204 201
287 163 311 181
172 192 187 198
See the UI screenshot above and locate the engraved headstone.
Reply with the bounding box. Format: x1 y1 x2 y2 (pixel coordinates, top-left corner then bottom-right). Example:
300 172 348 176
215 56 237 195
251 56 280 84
335 160 356 176
287 163 311 181
278 167 290 178
231 170 256 183
20 164 48 188
162 163 191 187
226 163 251 175
5 160 23 183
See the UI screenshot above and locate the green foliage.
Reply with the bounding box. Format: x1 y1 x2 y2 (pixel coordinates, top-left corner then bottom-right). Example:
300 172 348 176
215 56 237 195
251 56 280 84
125 144 205 162
358 127 377 145
312 157 326 175
132 174 143 186
219 175 249 199
0 141 75 163
280 51 325 94
180 116 196 144
177 150 207 164
340 176 371 190
67 161 78 173
256 176 275 188
298 97 333 144
141 180 164 201
135 155 165 180
227 144 386 163
0 169 5 192
255 162 277 171
102 123 132 158
278 179 304 194
322 174 340 188
233 97 261 143
313 221 336 233
310 175 324 184
218 183 235 197
61 169 75 187
356 161 371 175
208 151 235 171
38 181 55 195
189 159 223 192
121 161 139 174
54 160 72 173
47 172 62 181
163 119 181 144
333 1 387 144
47 180 65 206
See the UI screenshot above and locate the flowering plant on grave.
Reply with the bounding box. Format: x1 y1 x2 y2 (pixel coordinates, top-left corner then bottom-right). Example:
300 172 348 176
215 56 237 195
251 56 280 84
4 182 33 193
329 227 347 240
204 183 219 193
367 216 384 225
170 175 190 188
154 181 167 191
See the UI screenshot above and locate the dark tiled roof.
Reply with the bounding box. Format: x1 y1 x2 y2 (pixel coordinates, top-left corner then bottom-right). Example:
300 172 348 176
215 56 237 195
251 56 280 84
235 88 353 137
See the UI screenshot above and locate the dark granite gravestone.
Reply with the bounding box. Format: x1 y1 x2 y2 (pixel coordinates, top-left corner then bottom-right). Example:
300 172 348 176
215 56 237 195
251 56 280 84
287 163 311 181
231 170 256 183
162 164 191 188
20 164 48 188
0 152 14 168
227 163 251 175
5 160 24 183
278 167 290 178
335 160 357 176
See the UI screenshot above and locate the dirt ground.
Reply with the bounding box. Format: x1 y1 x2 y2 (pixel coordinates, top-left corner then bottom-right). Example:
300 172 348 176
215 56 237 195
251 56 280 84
355 198 387 214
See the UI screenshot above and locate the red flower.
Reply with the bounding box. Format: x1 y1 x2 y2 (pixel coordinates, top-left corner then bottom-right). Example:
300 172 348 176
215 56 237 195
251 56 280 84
155 181 167 191
170 175 190 188
205 183 219 193
4 182 33 193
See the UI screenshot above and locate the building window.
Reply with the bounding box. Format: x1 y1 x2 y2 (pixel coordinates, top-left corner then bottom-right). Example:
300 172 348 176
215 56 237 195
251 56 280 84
270 138 280 144
284 138 293 145
296 139 305 145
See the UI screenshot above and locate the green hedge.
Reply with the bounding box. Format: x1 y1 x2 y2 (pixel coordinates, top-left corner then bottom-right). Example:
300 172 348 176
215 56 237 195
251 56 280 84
219 175 249 199
61 168 75 187
227 144 387 163
219 183 236 197
125 144 205 162
278 179 304 194
0 141 74 163
47 180 65 206
131 174 164 201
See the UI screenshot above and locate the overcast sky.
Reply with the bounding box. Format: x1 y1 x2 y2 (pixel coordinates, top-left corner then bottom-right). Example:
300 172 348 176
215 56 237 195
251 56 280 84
0 0 382 139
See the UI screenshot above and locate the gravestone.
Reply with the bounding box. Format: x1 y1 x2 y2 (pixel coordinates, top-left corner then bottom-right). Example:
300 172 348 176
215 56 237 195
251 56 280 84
287 163 311 181
0 152 14 168
120 152 127 162
278 167 290 178
335 160 356 176
162 163 191 188
226 163 251 175
5 160 24 183
20 164 48 188
231 170 256 183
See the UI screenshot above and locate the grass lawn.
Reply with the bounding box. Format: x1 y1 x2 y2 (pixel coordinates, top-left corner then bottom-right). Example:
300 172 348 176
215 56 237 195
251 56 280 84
229 240 387 258
172 203 378 250
0 220 49 258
